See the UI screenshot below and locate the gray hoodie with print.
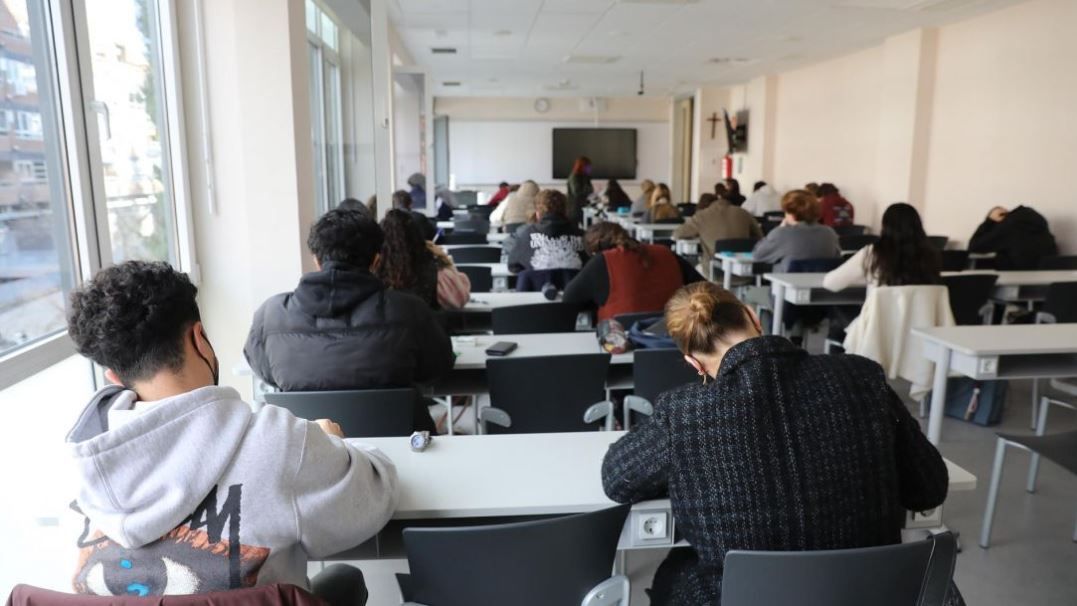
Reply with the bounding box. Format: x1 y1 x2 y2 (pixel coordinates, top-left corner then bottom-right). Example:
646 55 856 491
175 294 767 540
65 385 397 597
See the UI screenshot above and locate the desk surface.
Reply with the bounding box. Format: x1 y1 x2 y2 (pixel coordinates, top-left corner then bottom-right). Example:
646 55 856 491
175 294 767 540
913 324 1077 356
487 232 510 243
354 432 976 520
765 269 1077 290
461 292 550 312
441 244 500 251
451 332 631 370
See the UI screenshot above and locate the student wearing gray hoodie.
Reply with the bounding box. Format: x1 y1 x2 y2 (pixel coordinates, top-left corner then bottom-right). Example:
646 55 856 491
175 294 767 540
64 261 397 604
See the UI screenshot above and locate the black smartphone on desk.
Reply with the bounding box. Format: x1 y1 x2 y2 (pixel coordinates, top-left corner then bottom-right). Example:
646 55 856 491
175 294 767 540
485 341 518 356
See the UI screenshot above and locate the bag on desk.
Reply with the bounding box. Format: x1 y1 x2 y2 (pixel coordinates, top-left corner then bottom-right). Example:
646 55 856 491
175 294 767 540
596 319 631 354
943 378 1008 426
628 317 677 350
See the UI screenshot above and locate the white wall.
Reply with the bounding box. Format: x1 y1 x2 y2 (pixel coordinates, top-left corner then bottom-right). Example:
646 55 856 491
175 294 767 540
691 86 730 200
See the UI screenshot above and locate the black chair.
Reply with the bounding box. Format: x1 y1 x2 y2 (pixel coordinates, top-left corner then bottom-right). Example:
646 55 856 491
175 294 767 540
834 225 868 236
439 232 488 245
468 205 495 220
722 532 958 606
838 234 879 252
940 249 970 272
264 389 418 437
1041 281 1077 323
492 302 579 334
623 348 697 429
927 236 949 250
397 505 631 606
941 274 998 325
677 202 697 217
448 246 501 263
457 265 493 292
453 219 490 234
483 354 612 433
1039 255 1077 270
654 217 684 224
787 257 843 273
503 222 523 235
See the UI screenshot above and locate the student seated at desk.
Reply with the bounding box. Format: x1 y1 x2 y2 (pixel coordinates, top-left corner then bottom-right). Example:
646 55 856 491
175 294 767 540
751 189 840 272
487 181 511 208
376 209 471 310
245 209 454 432
603 178 633 211
505 189 587 273
673 189 763 263
490 179 538 228
722 177 746 206
562 222 703 321
392 189 437 241
631 179 656 216
969 204 1058 270
742 181 781 215
601 282 958 606
642 183 682 223
65 261 396 604
817 182 855 228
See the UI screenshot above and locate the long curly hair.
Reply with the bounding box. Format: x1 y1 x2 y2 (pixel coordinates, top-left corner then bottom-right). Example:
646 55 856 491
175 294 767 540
584 222 651 268
376 210 432 290
867 203 941 286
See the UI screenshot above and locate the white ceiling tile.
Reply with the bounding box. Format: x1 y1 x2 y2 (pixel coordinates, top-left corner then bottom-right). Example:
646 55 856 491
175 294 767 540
542 0 614 14
397 0 468 14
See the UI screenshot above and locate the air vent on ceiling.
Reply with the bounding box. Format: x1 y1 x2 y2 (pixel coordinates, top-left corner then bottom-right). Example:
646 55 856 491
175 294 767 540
564 54 620 65
442 81 462 87
431 47 457 54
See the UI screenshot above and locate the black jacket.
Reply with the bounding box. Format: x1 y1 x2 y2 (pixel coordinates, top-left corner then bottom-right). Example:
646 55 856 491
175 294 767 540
244 262 454 393
969 205 1057 270
408 210 437 241
602 336 949 605
505 215 587 273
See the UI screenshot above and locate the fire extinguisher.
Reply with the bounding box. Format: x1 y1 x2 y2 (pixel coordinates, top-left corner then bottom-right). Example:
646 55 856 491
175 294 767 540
722 154 733 179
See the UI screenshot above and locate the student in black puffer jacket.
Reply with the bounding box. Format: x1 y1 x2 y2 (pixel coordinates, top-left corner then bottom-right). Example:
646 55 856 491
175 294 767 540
505 189 587 273
244 209 454 432
969 204 1057 270
602 282 961 606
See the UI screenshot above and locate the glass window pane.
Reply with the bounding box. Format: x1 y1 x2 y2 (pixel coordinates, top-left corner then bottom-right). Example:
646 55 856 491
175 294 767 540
305 0 317 35
320 13 337 51
0 0 76 357
308 43 326 212
324 60 341 207
84 0 176 264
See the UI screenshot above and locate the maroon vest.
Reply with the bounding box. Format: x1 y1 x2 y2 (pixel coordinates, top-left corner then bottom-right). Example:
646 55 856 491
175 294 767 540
599 245 684 321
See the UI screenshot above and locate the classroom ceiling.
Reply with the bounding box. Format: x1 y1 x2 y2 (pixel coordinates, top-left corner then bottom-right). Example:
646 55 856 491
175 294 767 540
388 0 1028 98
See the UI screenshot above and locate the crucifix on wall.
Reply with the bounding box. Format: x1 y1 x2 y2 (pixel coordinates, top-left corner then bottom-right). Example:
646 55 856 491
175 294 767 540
707 112 721 140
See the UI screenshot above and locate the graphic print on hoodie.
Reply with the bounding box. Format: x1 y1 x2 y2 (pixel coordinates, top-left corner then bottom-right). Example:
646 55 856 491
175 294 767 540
72 485 270 596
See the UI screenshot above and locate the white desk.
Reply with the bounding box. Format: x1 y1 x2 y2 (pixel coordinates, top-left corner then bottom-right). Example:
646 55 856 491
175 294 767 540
915 324 1077 444
459 292 550 313
487 232 510 244
714 252 762 288
633 223 682 243
674 239 699 257
441 244 500 251
450 332 632 371
436 220 453 229
350 432 976 553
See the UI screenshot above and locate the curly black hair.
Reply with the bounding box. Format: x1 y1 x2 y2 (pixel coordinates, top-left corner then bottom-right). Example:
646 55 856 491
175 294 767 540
67 261 200 384
376 209 432 291
307 208 384 269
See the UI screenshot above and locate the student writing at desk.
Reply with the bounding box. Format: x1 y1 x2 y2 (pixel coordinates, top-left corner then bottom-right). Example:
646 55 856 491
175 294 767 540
601 282 962 606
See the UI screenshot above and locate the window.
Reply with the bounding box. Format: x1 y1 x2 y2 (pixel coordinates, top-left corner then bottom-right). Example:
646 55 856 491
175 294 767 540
0 0 77 360
306 0 344 213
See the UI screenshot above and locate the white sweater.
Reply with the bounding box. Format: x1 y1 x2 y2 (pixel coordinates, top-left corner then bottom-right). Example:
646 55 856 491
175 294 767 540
822 245 876 292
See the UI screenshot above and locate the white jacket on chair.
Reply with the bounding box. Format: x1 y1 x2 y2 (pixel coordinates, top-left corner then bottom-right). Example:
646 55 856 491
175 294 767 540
842 285 955 400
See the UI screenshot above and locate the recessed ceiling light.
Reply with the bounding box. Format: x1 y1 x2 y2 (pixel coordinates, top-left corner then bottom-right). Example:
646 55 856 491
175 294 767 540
442 81 462 87
431 47 457 54
493 29 512 37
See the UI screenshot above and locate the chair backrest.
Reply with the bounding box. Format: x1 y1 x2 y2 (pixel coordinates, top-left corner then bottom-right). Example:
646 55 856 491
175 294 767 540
487 354 610 433
838 234 879 251
453 219 490 234
787 257 844 273
939 249 969 272
439 232 488 245
941 274 998 325
1042 281 1077 323
677 202 697 217
713 238 758 254
1038 255 1077 270
633 348 697 403
468 205 495 220
503 222 524 234
515 268 579 293
763 211 785 221
402 505 630 606
452 190 478 207
926 236 949 251
492 302 580 334
448 246 501 263
264 389 418 437
654 217 685 224
722 532 957 606
834 225 868 237
457 265 493 292
5 583 327 606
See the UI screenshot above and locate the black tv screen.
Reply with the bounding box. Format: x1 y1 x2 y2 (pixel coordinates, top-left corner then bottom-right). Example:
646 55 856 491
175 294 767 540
552 128 637 179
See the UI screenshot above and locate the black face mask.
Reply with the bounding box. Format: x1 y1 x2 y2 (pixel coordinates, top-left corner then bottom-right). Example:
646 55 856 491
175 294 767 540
193 330 220 387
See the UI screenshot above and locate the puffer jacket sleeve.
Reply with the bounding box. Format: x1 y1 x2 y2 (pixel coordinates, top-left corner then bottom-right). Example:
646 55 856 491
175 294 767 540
243 300 276 388
413 305 455 384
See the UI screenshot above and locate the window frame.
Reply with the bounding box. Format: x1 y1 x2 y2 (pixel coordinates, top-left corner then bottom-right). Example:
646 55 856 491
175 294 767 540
305 0 345 215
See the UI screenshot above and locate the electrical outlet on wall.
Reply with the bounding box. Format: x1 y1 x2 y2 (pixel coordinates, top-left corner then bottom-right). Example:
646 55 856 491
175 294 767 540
636 511 669 541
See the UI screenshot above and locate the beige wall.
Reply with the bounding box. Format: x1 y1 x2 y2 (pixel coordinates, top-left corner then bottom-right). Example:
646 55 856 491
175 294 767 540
921 0 1077 252
691 86 730 200
434 96 670 122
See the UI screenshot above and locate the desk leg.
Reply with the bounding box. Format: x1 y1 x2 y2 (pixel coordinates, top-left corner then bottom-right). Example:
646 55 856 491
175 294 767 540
723 259 733 290
771 285 785 337
927 347 951 445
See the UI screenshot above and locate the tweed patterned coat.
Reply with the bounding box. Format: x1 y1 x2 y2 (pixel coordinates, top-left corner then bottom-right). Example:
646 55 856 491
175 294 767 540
602 336 953 605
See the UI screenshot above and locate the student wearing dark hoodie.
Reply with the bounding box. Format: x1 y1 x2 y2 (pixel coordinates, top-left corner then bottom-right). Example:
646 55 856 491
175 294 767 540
245 209 454 432
969 205 1058 270
65 261 396 603
505 189 587 273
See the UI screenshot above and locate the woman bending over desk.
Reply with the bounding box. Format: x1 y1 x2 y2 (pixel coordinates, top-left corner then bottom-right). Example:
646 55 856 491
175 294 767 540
601 282 961 606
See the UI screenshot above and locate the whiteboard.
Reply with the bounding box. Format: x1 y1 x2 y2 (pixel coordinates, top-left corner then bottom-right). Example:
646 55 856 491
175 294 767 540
448 120 671 186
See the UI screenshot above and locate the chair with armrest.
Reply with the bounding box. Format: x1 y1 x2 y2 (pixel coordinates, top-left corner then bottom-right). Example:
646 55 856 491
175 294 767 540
623 348 697 430
396 505 631 606
492 302 580 335
439 232 488 245
941 274 998 326
264 389 420 437
834 224 868 237
448 246 500 263
939 250 970 272
838 234 879 253
451 219 490 234
481 354 614 433
722 532 958 606
1028 282 1077 427
456 265 493 293
1038 255 1077 270
927 236 949 251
